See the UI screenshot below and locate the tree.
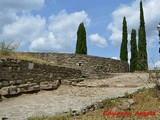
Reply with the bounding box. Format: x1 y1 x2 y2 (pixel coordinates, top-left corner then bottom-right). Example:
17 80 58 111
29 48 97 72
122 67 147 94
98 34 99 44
137 1 148 70
120 17 128 62
75 22 87 54
130 29 138 72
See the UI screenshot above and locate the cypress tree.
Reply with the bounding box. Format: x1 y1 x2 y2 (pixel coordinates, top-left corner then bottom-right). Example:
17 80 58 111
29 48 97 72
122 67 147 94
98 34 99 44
75 22 87 54
130 29 138 72
120 17 128 62
137 1 148 70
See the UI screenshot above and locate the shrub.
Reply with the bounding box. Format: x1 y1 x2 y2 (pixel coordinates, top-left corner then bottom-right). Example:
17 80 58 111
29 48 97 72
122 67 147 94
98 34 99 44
0 40 18 55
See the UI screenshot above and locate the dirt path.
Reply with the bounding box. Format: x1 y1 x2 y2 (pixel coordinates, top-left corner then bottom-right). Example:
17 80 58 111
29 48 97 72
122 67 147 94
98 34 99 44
0 73 155 120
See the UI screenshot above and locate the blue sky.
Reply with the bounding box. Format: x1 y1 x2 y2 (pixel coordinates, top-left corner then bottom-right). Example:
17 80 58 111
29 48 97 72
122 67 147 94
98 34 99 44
0 0 160 69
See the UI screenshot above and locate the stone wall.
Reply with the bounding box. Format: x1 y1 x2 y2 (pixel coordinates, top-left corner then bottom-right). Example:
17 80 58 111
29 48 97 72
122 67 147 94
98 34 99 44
23 53 129 78
0 58 82 97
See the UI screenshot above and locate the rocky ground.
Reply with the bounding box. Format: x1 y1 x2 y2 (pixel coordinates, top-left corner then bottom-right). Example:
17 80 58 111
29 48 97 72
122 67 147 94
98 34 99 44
0 73 155 120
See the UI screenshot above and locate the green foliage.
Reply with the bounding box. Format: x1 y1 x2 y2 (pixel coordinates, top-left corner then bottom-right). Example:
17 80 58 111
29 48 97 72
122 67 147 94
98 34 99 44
0 40 18 55
75 22 87 54
137 1 148 71
120 17 128 62
130 29 138 72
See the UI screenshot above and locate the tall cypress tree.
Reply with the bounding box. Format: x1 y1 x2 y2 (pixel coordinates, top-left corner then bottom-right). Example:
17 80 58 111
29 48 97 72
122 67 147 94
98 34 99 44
130 29 138 72
75 22 87 54
138 1 148 70
120 17 128 62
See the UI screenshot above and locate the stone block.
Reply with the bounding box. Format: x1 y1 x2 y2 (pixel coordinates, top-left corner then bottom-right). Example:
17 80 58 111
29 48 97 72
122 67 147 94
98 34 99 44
0 87 9 96
27 83 39 92
8 67 12 72
40 81 53 90
40 80 60 90
0 82 3 88
3 81 9 86
9 81 16 85
16 80 23 84
28 63 34 69
8 86 18 95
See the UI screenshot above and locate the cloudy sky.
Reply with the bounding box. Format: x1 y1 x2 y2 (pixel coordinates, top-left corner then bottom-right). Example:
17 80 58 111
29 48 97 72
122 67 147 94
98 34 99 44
0 0 160 69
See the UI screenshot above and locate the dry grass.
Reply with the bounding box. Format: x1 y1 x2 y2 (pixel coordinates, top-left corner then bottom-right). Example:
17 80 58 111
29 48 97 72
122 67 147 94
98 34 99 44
28 88 160 120
0 52 55 66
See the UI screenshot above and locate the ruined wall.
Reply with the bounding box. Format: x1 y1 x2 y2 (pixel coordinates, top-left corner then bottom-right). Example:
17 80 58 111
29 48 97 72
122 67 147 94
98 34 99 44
24 53 129 78
0 58 82 97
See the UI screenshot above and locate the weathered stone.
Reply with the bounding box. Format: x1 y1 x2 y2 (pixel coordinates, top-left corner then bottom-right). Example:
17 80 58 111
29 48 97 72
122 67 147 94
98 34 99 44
27 83 39 92
49 73 53 79
61 80 72 85
70 110 79 116
40 82 53 90
0 87 9 96
28 63 34 69
0 82 3 88
8 86 18 95
112 107 120 112
40 80 60 90
8 67 12 72
16 80 22 84
127 99 136 105
117 101 130 110
10 81 15 85
17 67 21 72
3 81 9 86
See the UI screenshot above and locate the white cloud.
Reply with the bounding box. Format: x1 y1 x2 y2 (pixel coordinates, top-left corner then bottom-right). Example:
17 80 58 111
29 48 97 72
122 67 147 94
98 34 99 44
108 0 160 47
111 57 119 60
30 10 90 52
89 33 107 48
148 60 160 70
0 0 91 53
154 61 160 68
0 0 45 33
0 0 90 52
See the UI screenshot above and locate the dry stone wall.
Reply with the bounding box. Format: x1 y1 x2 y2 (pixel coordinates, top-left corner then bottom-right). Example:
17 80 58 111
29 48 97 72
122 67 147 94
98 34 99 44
0 58 82 98
23 53 129 78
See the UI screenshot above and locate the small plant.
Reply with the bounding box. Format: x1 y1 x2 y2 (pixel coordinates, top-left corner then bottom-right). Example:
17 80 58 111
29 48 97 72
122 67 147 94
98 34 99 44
124 92 130 98
0 40 19 55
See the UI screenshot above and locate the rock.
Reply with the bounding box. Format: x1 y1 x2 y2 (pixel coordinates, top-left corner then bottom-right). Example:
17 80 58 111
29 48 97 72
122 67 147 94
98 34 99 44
40 80 60 90
70 110 79 116
80 109 86 114
112 107 120 112
0 82 3 88
52 80 61 89
61 80 72 85
18 83 39 92
3 81 9 86
117 101 130 110
27 83 39 92
127 99 136 105
0 87 9 96
8 86 18 95
16 80 23 84
40 82 53 90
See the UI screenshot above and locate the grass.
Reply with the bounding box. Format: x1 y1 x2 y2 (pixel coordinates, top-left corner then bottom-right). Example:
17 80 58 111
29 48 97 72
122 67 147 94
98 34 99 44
28 87 160 120
0 52 55 66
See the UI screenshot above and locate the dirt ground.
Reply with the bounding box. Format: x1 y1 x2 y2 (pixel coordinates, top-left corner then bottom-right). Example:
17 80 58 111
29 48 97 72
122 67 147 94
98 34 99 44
0 73 155 120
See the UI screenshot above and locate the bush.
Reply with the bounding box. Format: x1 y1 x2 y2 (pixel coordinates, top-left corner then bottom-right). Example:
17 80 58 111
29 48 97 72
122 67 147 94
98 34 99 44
0 40 18 55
